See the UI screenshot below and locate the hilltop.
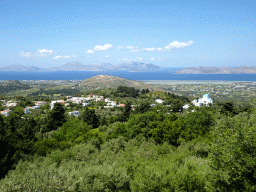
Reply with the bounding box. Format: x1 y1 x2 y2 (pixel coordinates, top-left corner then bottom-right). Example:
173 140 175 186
77 75 165 91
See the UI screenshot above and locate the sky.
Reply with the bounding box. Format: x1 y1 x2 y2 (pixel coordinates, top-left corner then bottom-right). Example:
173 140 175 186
0 0 255 68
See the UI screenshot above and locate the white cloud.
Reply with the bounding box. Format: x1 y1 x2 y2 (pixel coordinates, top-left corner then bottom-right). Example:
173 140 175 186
19 49 54 58
54 55 70 59
164 40 194 49
130 49 140 52
156 48 164 51
123 58 130 61
87 56 91 58
94 44 113 51
145 47 156 51
126 46 134 49
86 49 95 54
118 59 121 61
54 56 62 59
37 49 54 56
150 58 155 60
117 46 124 50
136 57 143 61
105 55 110 58
72 55 77 58
38 49 53 54
19 51 32 57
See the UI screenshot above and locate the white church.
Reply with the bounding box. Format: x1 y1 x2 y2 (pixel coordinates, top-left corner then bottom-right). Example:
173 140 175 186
192 94 213 107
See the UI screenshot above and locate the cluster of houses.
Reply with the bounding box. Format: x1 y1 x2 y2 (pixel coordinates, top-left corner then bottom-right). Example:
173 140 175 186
1 94 213 117
183 94 213 110
0 100 48 117
0 100 15 117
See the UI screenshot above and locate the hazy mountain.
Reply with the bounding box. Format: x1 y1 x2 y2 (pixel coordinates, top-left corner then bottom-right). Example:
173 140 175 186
0 64 43 71
0 62 162 72
115 61 161 71
176 66 256 74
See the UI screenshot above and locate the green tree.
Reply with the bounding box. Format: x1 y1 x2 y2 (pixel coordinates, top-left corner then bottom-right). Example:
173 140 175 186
209 114 256 191
134 101 150 114
55 118 90 142
0 102 4 111
1 113 38 179
220 101 237 117
120 102 132 122
153 115 185 146
43 103 66 133
79 107 99 128
181 107 215 141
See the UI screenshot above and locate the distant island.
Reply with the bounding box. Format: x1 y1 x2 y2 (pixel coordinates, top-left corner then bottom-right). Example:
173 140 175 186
0 61 162 72
176 66 256 74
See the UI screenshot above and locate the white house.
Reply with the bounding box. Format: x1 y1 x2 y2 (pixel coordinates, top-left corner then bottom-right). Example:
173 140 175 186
105 98 111 102
192 94 213 107
50 101 57 110
5 102 17 108
183 104 190 110
32 106 40 109
34 101 47 106
0 110 11 117
155 99 165 104
82 102 90 106
68 111 80 116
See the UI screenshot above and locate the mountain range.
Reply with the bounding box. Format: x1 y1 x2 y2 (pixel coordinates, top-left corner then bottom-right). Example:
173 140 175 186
176 66 256 74
0 62 162 72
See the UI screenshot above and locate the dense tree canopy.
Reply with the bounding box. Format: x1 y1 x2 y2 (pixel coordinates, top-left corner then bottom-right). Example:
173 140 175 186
43 103 66 133
79 107 99 128
1 88 256 191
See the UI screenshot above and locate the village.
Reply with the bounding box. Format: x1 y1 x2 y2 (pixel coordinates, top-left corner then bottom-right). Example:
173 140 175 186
0 92 213 117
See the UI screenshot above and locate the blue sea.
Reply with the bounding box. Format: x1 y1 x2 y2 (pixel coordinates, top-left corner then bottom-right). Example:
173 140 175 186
0 71 256 81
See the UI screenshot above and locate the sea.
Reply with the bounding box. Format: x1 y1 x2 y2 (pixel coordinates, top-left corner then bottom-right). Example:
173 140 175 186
0 71 256 82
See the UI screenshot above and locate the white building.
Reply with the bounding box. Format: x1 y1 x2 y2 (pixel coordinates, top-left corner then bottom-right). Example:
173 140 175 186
82 102 90 106
183 104 190 110
50 101 57 110
34 101 47 106
155 99 165 104
192 94 213 107
5 102 17 108
32 106 40 109
105 98 111 102
68 111 80 116
0 110 11 117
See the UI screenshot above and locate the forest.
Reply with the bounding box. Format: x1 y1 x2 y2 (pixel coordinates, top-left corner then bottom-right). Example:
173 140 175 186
0 86 255 191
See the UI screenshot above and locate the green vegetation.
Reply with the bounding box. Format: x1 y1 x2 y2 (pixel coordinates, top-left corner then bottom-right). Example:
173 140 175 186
0 82 256 191
0 80 31 94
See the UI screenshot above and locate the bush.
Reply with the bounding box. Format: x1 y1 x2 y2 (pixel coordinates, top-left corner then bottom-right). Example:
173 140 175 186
209 113 256 191
0 157 130 191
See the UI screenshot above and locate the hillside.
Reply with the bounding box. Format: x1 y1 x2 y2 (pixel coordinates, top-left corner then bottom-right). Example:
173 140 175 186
0 80 31 94
77 75 165 91
176 66 256 74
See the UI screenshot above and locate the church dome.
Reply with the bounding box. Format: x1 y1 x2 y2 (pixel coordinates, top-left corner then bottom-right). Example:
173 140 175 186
203 94 209 98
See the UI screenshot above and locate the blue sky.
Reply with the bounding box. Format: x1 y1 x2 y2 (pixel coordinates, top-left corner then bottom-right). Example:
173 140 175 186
0 0 255 68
